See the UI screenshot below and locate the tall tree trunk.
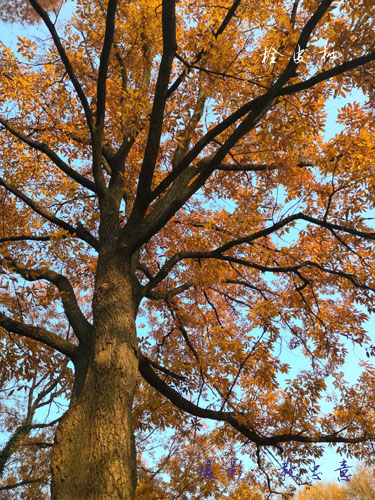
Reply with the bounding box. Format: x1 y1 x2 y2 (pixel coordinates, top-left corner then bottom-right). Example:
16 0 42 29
51 252 139 500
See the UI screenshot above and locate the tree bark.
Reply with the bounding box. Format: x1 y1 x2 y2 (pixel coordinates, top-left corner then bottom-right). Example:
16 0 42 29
51 251 139 500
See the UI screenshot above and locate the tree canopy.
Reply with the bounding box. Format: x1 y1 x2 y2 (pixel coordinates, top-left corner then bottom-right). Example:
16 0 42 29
1 0 375 498
296 466 375 500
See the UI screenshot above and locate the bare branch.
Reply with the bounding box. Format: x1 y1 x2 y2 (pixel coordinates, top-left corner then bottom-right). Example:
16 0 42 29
135 211 375 290
175 54 266 86
220 329 267 411
166 299 201 364
31 416 61 429
144 213 306 287
0 374 62 477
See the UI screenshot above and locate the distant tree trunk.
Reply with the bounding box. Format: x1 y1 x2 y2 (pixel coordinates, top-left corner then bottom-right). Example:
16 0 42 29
51 252 139 500
0 419 32 476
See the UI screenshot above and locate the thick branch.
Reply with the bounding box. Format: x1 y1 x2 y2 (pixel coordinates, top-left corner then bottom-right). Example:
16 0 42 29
179 2 336 215
137 263 153 280
23 441 53 448
0 116 97 194
145 214 305 288
0 176 99 250
1 257 92 343
280 50 375 97
153 39 375 203
139 212 375 289
27 0 93 136
0 421 33 477
130 0 176 219
0 235 51 243
0 312 75 357
92 0 118 194
298 213 375 241
149 96 263 203
139 355 233 422
139 353 187 381
31 417 61 430
139 358 375 447
272 0 336 89
134 3 373 251
143 282 192 300
206 257 375 293
167 0 242 97
216 162 280 172
96 0 118 132
151 0 335 207
215 156 322 172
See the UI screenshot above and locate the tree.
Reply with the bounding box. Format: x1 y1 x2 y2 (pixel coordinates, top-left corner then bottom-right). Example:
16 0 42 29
345 467 375 500
1 0 375 498
296 466 375 500
295 483 346 500
0 361 69 498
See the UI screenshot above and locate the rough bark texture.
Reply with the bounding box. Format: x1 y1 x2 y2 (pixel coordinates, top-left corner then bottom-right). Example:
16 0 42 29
51 252 138 500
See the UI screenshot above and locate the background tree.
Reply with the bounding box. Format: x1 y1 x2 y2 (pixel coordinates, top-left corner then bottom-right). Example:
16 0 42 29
0 0 65 24
295 466 375 500
1 0 375 498
296 482 347 500
0 331 71 496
